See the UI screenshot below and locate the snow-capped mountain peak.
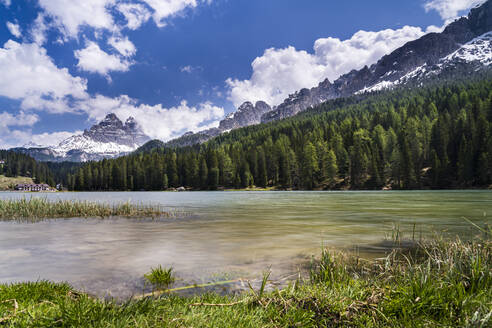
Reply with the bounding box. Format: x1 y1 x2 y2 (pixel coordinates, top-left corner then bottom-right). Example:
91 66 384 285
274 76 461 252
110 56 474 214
52 113 150 158
17 113 151 162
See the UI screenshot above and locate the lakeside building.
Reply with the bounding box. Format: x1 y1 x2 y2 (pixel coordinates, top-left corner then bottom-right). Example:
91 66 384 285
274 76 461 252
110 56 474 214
15 184 54 192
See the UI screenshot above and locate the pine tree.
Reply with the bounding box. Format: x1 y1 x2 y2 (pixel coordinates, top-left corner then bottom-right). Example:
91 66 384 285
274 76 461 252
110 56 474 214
209 168 219 190
399 131 417 189
257 148 268 188
324 149 338 187
199 158 208 189
349 130 370 188
301 141 318 189
162 174 169 190
240 162 253 188
167 152 179 188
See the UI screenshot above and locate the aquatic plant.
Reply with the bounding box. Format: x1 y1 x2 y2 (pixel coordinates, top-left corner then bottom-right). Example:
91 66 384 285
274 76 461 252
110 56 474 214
0 198 170 221
144 266 175 290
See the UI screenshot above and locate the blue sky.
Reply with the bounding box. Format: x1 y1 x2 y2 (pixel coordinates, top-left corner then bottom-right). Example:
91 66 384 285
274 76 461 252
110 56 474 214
0 0 485 148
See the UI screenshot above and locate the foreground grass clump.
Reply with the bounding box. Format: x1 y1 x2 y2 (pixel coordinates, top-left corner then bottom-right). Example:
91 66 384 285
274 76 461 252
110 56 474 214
144 266 176 290
1 237 490 327
0 198 169 221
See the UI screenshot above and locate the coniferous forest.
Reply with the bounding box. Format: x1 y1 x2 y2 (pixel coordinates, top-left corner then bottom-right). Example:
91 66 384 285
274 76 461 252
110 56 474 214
62 76 492 191
0 150 55 186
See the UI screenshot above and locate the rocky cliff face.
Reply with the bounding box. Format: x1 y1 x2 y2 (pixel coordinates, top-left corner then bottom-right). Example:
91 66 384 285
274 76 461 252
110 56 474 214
261 79 337 122
77 114 149 148
261 0 492 123
13 114 151 162
219 101 271 131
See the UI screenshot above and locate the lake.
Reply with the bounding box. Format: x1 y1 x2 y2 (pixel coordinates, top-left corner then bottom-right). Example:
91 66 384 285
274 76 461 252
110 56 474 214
0 190 490 298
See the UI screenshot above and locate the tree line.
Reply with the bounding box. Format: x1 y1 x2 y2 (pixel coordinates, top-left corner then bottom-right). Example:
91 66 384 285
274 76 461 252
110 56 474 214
64 76 492 191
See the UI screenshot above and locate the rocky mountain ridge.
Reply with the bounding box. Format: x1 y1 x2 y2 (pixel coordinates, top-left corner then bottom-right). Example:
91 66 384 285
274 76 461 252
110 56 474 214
261 0 492 122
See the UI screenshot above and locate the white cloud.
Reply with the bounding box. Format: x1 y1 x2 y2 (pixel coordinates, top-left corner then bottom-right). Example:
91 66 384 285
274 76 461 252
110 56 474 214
0 0 10 7
180 65 202 73
0 92 226 146
75 41 132 76
6 22 21 38
0 40 87 112
0 129 83 149
227 25 437 107
0 111 39 129
29 14 50 45
1 92 225 146
313 26 437 76
0 111 54 149
141 0 198 27
37 0 116 37
117 3 152 30
76 95 224 141
36 0 210 37
424 0 486 20
30 130 82 147
180 65 193 73
108 36 136 57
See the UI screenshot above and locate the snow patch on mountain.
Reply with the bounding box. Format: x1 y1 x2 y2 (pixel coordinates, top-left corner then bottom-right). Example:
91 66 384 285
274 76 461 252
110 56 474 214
356 81 396 94
357 32 492 95
52 134 137 156
443 32 492 65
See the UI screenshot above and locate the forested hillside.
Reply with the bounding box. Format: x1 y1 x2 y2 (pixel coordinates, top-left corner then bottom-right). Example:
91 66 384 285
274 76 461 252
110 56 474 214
0 150 55 186
67 75 492 191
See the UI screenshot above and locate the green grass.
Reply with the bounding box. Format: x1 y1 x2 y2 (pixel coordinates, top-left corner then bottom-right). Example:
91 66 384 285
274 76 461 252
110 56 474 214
0 198 171 221
0 235 490 327
0 175 34 191
144 266 175 290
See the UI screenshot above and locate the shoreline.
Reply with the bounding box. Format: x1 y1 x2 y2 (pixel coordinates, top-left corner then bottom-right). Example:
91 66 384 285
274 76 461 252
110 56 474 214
1 237 489 327
1 187 491 193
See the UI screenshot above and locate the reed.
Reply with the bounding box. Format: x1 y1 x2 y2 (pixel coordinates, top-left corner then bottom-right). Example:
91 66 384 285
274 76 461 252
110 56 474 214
0 198 170 221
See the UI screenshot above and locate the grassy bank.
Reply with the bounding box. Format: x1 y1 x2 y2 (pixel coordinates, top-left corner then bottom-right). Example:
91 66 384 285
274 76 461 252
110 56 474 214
0 236 490 327
0 175 34 191
0 198 170 221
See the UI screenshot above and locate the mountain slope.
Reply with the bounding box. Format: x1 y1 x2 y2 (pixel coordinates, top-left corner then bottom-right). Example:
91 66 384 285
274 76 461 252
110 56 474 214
357 31 492 93
13 114 150 162
261 0 492 123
